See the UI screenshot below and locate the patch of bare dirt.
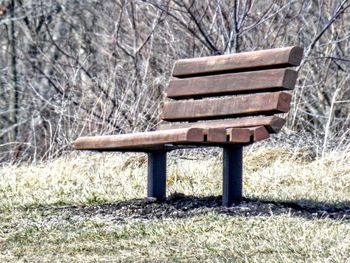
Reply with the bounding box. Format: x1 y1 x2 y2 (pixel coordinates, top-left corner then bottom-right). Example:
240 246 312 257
50 193 350 221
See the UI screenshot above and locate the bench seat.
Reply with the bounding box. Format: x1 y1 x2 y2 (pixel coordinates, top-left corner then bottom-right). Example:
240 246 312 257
74 126 270 151
75 128 209 151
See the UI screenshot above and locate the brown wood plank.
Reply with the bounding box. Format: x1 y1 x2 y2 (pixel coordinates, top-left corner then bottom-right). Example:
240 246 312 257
74 128 204 150
161 92 291 122
226 126 270 143
226 128 252 143
172 46 303 77
249 126 270 142
206 128 227 142
158 116 286 133
167 69 297 99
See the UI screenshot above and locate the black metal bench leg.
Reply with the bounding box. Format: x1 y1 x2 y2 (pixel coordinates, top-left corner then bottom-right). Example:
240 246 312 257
147 151 167 200
222 146 243 206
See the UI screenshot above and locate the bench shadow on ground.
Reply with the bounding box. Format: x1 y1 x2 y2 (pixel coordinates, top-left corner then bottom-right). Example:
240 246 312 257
54 193 350 221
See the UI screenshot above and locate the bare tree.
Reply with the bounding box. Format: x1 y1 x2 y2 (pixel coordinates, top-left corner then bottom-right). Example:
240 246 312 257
6 0 18 143
0 0 349 162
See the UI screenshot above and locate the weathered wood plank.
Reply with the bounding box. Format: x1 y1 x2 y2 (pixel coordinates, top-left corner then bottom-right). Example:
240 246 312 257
167 69 297 99
206 128 227 142
161 92 291 122
250 126 270 142
226 126 270 143
74 128 204 150
226 128 252 143
172 46 303 77
158 116 286 133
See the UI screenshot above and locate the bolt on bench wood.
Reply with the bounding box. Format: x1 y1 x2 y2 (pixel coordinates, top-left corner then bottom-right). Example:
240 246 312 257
74 46 303 206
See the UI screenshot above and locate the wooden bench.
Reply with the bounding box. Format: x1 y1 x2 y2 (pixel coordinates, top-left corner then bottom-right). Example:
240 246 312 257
74 46 303 206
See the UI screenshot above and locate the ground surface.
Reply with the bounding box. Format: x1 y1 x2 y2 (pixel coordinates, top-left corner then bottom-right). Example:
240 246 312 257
0 140 349 262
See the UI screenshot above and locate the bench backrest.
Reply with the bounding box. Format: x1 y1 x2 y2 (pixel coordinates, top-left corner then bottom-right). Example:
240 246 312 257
158 46 303 134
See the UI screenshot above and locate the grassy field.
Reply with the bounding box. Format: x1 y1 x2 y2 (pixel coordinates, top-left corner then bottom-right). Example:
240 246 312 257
0 143 349 262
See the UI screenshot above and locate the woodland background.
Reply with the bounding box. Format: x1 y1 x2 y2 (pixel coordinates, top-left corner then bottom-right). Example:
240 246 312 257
0 0 349 162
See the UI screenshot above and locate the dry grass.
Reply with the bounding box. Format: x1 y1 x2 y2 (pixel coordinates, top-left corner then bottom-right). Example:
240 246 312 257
1 211 350 262
0 146 350 262
0 147 349 209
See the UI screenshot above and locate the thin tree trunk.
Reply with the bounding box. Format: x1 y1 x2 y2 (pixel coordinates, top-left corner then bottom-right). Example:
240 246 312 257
8 0 18 142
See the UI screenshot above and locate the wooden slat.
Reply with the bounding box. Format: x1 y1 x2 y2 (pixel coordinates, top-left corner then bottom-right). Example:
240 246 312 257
226 126 270 143
226 128 252 143
203 127 268 144
206 128 227 142
172 46 303 78
167 69 297 99
158 116 286 133
249 126 270 142
205 126 270 144
161 92 291 122
74 128 204 150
